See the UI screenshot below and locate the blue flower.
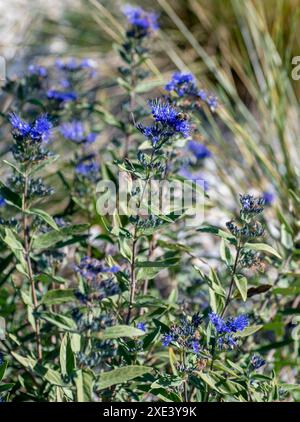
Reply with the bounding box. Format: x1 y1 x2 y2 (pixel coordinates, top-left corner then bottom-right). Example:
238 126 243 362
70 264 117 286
74 258 120 301
192 340 200 354
137 322 146 332
102 265 119 274
165 72 197 97
28 64 47 77
165 71 218 111
240 194 265 216
55 58 96 72
9 113 31 137
162 333 173 347
209 312 249 334
122 5 159 37
30 115 53 142
206 95 218 112
209 312 229 334
197 90 218 111
188 140 211 160
55 58 79 71
229 315 249 333
149 99 190 138
0 196 6 208
251 354 266 370
0 352 4 365
60 78 71 88
262 191 275 206
75 257 117 282
9 113 52 142
80 58 95 69
136 123 165 146
60 121 97 145
198 89 208 101
209 312 249 349
75 158 99 178
137 100 190 146
47 89 77 102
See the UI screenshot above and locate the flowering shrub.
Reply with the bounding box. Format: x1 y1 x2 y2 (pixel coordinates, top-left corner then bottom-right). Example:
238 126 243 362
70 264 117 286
0 4 299 403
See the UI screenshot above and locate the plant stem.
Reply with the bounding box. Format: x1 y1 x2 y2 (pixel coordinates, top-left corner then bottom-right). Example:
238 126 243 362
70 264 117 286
183 350 189 402
221 240 242 318
22 171 42 361
126 152 155 324
126 234 137 325
204 338 217 402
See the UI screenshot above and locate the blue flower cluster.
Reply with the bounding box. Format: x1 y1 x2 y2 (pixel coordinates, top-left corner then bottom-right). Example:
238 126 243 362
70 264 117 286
47 89 77 103
209 312 249 349
9 113 52 142
47 58 96 104
0 196 6 208
251 354 266 370
74 257 120 302
187 140 211 160
240 194 265 218
136 322 146 332
75 154 99 180
262 191 275 207
137 99 190 146
28 64 48 78
123 5 159 38
150 100 190 136
9 113 53 163
165 71 218 112
60 121 97 145
165 72 198 97
55 58 96 73
75 257 119 283
162 313 202 354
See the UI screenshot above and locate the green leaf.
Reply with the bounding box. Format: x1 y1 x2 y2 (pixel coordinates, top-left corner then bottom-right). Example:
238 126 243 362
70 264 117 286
60 334 75 377
33 224 89 249
236 324 263 337
119 237 132 262
136 258 179 268
137 266 164 281
42 289 76 306
76 369 94 402
157 240 192 254
280 224 294 250
220 238 233 266
27 208 59 230
100 325 146 339
0 361 8 382
0 228 27 270
234 275 248 302
244 243 282 259
0 181 22 208
2 160 24 175
39 312 76 331
273 286 300 296
11 352 65 386
197 225 236 244
97 366 152 390
0 383 14 392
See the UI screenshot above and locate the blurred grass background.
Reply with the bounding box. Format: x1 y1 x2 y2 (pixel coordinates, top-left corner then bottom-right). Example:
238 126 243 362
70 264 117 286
1 0 300 238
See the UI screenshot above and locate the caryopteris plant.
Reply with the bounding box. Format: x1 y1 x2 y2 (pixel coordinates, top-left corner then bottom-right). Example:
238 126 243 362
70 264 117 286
0 2 298 403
